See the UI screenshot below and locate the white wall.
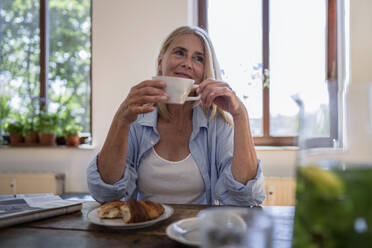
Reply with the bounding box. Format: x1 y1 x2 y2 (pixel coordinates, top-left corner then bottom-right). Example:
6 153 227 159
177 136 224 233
340 0 372 162
92 0 194 147
10 0 372 192
349 0 372 85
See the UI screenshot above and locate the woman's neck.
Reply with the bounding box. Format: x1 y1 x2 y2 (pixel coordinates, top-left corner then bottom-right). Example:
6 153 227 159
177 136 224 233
166 103 193 124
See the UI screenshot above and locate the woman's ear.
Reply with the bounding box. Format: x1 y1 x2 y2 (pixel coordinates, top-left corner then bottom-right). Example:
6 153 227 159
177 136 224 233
157 57 162 75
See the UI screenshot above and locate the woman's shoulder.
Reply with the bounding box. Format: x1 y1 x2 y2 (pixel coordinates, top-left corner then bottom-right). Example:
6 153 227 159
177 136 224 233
194 107 233 134
210 109 233 128
133 110 158 128
194 105 232 125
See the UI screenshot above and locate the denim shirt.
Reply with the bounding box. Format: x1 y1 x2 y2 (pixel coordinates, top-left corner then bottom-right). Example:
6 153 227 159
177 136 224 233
87 106 266 206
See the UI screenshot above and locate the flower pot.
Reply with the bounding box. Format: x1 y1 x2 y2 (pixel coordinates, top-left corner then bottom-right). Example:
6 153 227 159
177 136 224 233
67 135 80 147
39 133 56 146
9 133 24 145
25 132 39 144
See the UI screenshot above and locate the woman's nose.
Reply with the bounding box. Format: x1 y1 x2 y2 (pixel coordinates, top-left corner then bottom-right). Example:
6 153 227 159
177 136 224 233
181 56 193 69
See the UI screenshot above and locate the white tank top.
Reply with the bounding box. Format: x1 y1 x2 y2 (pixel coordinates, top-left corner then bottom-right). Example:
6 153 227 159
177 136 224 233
137 148 205 204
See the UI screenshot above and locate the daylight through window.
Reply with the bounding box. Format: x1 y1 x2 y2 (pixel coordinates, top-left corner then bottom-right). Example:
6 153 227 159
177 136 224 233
0 0 91 145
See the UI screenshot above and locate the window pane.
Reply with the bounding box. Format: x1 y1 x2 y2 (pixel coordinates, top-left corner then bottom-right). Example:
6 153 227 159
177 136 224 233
208 0 263 136
270 0 328 137
49 0 91 133
0 0 40 116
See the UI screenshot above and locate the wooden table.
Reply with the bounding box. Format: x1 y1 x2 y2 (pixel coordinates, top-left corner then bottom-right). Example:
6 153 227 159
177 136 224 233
0 201 294 247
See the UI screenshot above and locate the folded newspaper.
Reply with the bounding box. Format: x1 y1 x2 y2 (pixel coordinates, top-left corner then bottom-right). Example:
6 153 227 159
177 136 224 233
0 193 83 228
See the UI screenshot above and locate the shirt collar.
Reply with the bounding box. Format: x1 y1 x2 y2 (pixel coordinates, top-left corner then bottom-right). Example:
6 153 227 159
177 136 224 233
193 105 208 129
137 107 158 128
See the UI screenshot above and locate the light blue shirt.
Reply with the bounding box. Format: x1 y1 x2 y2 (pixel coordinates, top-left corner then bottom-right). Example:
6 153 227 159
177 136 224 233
87 106 266 206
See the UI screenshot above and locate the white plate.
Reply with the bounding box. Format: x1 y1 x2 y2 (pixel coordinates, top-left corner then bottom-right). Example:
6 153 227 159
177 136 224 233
87 204 173 229
166 217 200 246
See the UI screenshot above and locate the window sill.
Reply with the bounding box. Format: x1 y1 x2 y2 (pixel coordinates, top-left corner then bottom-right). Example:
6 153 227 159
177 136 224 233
0 144 295 151
0 144 97 150
255 146 298 151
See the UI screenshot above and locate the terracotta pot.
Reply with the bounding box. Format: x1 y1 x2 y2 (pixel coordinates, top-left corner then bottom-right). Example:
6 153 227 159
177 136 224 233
25 132 39 144
39 133 56 146
9 134 24 145
67 135 80 147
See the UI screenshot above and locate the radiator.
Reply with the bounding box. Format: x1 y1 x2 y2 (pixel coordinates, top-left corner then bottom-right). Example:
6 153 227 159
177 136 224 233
0 172 65 195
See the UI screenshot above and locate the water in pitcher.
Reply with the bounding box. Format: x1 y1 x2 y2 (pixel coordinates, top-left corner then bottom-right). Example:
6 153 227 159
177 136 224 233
292 81 372 247
293 161 372 247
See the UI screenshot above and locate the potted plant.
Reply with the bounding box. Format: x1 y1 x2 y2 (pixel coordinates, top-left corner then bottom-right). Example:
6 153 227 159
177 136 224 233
0 96 11 145
4 120 24 145
63 123 83 147
23 116 39 144
37 112 59 146
56 107 74 146
23 98 40 145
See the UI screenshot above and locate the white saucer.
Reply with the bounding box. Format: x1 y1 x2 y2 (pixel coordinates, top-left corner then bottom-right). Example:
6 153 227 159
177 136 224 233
166 217 200 246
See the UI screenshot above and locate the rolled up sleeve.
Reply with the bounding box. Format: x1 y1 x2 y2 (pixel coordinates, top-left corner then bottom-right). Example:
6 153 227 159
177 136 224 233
86 154 138 204
215 160 266 206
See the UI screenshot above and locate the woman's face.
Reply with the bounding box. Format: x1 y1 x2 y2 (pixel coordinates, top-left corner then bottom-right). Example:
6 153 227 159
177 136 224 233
160 34 205 84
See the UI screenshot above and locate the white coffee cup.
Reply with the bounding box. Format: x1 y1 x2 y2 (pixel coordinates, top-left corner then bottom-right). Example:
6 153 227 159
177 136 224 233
152 76 200 104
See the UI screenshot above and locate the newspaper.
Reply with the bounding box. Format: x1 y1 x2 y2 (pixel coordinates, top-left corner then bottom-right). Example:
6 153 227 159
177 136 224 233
0 193 83 228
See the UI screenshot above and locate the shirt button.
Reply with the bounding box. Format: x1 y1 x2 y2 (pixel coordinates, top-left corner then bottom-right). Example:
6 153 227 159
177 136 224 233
150 140 154 145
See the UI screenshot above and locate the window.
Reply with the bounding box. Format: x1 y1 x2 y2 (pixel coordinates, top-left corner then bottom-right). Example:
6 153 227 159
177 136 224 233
0 0 91 142
199 0 338 146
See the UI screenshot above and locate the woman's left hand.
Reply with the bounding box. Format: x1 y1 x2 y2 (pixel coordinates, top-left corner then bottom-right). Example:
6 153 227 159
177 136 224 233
196 78 243 117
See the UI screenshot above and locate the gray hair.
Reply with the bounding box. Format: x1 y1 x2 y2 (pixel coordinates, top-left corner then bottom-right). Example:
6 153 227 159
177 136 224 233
156 26 232 125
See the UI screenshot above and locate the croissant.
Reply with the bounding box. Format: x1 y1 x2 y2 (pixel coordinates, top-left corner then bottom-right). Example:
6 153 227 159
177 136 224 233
97 199 165 223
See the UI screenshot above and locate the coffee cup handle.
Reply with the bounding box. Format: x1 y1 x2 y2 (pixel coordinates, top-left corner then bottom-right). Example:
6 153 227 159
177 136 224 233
186 85 201 101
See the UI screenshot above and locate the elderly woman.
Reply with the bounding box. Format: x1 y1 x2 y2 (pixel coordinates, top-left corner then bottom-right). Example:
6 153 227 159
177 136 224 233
87 26 265 206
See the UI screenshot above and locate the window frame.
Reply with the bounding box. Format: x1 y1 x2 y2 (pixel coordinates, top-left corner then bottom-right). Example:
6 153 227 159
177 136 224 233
39 0 92 134
198 0 338 146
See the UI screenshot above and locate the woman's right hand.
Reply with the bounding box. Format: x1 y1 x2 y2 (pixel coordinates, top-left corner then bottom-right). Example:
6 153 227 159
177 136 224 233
115 79 169 125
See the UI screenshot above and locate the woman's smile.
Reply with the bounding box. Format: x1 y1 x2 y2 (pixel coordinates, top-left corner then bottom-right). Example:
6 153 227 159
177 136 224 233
174 72 192 79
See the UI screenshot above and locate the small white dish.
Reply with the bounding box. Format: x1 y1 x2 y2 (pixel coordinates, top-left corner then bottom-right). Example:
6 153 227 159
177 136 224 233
166 217 200 246
87 204 173 229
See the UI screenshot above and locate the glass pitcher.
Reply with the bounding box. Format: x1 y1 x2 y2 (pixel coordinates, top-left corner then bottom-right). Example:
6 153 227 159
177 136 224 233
292 81 372 247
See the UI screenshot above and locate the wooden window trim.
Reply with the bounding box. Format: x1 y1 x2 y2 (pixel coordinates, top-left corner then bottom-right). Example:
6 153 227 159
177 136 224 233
198 0 208 31
254 136 296 147
39 0 92 134
39 0 49 111
327 0 338 142
262 0 270 138
89 1 93 137
199 0 338 147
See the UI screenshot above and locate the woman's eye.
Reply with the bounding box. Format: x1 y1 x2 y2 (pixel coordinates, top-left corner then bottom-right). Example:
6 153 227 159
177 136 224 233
194 56 204 63
175 50 185 56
